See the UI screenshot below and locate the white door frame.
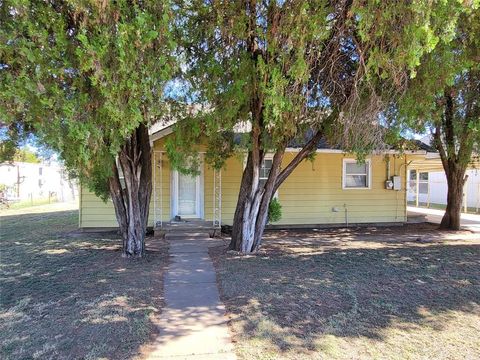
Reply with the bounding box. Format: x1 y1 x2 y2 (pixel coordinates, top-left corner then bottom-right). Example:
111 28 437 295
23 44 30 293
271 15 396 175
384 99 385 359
171 160 204 219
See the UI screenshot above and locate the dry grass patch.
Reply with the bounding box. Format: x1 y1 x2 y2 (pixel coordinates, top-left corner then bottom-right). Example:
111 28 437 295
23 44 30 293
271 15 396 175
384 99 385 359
211 224 480 360
0 203 168 360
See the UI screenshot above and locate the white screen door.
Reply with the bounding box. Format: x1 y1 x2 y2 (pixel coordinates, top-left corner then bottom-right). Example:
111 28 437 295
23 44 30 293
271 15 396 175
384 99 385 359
177 173 198 216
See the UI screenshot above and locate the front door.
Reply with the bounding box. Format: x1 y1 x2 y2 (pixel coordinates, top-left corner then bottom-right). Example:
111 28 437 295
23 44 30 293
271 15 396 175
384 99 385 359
175 171 201 218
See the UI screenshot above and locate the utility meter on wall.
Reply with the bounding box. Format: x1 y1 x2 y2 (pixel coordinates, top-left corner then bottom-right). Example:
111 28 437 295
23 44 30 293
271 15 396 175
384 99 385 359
385 176 401 190
385 179 394 190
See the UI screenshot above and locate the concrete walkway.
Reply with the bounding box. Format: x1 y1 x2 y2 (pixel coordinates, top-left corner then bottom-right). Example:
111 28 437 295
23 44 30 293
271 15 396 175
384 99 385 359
146 232 236 360
408 206 480 232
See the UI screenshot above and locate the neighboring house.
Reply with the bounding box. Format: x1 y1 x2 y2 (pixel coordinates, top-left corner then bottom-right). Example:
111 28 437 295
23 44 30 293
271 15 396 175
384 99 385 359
0 161 78 202
79 126 428 229
407 135 479 212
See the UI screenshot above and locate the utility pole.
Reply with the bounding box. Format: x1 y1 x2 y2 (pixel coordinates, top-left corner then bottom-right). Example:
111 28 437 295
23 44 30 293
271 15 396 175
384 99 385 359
17 165 20 198
16 164 25 199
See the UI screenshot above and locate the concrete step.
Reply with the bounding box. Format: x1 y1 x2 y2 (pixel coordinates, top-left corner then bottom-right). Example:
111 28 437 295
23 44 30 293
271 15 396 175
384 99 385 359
165 232 212 239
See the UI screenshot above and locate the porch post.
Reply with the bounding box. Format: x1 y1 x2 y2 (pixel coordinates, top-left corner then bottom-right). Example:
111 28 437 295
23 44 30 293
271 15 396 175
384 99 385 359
213 168 222 228
160 152 163 227
153 151 163 228
153 151 156 227
415 170 419 207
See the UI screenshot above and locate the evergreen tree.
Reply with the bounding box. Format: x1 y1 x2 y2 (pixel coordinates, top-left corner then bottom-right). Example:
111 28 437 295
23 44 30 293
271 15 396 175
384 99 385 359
1 0 174 257
169 0 470 252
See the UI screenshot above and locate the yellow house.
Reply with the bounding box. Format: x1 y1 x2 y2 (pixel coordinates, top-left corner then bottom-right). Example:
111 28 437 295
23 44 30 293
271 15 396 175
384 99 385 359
79 126 428 229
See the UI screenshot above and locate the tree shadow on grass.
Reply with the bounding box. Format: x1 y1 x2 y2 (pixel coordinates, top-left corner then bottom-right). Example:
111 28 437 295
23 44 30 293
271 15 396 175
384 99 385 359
211 227 480 358
0 209 169 360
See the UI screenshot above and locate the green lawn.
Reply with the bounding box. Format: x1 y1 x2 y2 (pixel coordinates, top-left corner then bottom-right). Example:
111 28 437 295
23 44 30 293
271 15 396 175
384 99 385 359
5 197 60 210
211 225 480 360
0 203 168 360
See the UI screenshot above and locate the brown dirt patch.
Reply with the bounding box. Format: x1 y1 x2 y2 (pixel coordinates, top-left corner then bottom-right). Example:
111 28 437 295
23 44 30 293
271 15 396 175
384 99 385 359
210 224 480 359
0 205 169 360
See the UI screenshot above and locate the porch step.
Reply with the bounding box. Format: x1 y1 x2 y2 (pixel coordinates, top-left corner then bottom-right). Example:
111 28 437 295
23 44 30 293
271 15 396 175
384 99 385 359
166 231 212 239
163 222 216 230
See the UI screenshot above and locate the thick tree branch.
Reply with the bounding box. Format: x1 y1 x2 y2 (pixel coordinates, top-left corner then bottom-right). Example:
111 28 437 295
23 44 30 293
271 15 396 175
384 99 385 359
274 112 337 191
443 89 456 161
433 125 449 173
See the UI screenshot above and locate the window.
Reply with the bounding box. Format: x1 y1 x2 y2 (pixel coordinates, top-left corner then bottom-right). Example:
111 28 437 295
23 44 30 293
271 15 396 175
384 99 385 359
409 170 429 194
257 157 279 198
259 158 273 188
419 172 429 194
409 169 417 181
343 159 371 189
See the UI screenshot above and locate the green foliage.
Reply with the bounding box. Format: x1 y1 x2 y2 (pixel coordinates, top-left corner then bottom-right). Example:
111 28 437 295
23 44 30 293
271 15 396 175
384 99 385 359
169 0 474 169
391 3 480 164
12 148 40 163
205 131 236 170
0 0 174 199
268 198 282 224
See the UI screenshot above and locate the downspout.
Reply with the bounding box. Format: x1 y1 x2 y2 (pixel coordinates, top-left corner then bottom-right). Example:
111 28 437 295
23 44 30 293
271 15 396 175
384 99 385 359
386 155 391 180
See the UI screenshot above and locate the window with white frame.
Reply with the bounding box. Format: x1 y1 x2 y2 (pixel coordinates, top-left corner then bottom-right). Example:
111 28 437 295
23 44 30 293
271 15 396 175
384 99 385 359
259 158 273 188
343 159 371 189
258 157 279 198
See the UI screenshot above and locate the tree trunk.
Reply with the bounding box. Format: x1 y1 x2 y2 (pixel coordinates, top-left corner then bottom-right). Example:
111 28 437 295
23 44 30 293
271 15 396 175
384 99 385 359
229 127 328 253
229 149 284 252
439 166 467 230
433 88 473 231
108 123 152 258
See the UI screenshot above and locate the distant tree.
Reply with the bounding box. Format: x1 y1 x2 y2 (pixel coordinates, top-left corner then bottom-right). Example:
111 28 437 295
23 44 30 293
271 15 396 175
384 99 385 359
169 0 471 252
1 1 174 257
0 122 33 163
13 148 40 163
394 6 479 230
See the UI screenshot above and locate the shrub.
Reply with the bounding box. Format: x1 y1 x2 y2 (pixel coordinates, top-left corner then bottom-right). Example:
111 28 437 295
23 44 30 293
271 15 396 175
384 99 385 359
268 198 282 223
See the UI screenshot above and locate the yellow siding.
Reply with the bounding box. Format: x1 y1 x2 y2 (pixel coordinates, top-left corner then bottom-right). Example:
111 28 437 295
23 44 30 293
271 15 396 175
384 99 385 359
216 153 408 225
80 134 410 228
80 190 120 228
276 153 407 225
219 156 243 224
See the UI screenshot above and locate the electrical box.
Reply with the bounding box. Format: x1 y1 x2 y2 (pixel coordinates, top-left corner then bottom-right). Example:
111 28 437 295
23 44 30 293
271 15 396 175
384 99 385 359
385 180 393 190
393 176 401 190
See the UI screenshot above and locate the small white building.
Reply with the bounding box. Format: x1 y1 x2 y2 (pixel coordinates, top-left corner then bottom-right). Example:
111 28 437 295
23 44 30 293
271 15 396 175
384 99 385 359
408 162 480 212
0 161 78 202
407 135 480 212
